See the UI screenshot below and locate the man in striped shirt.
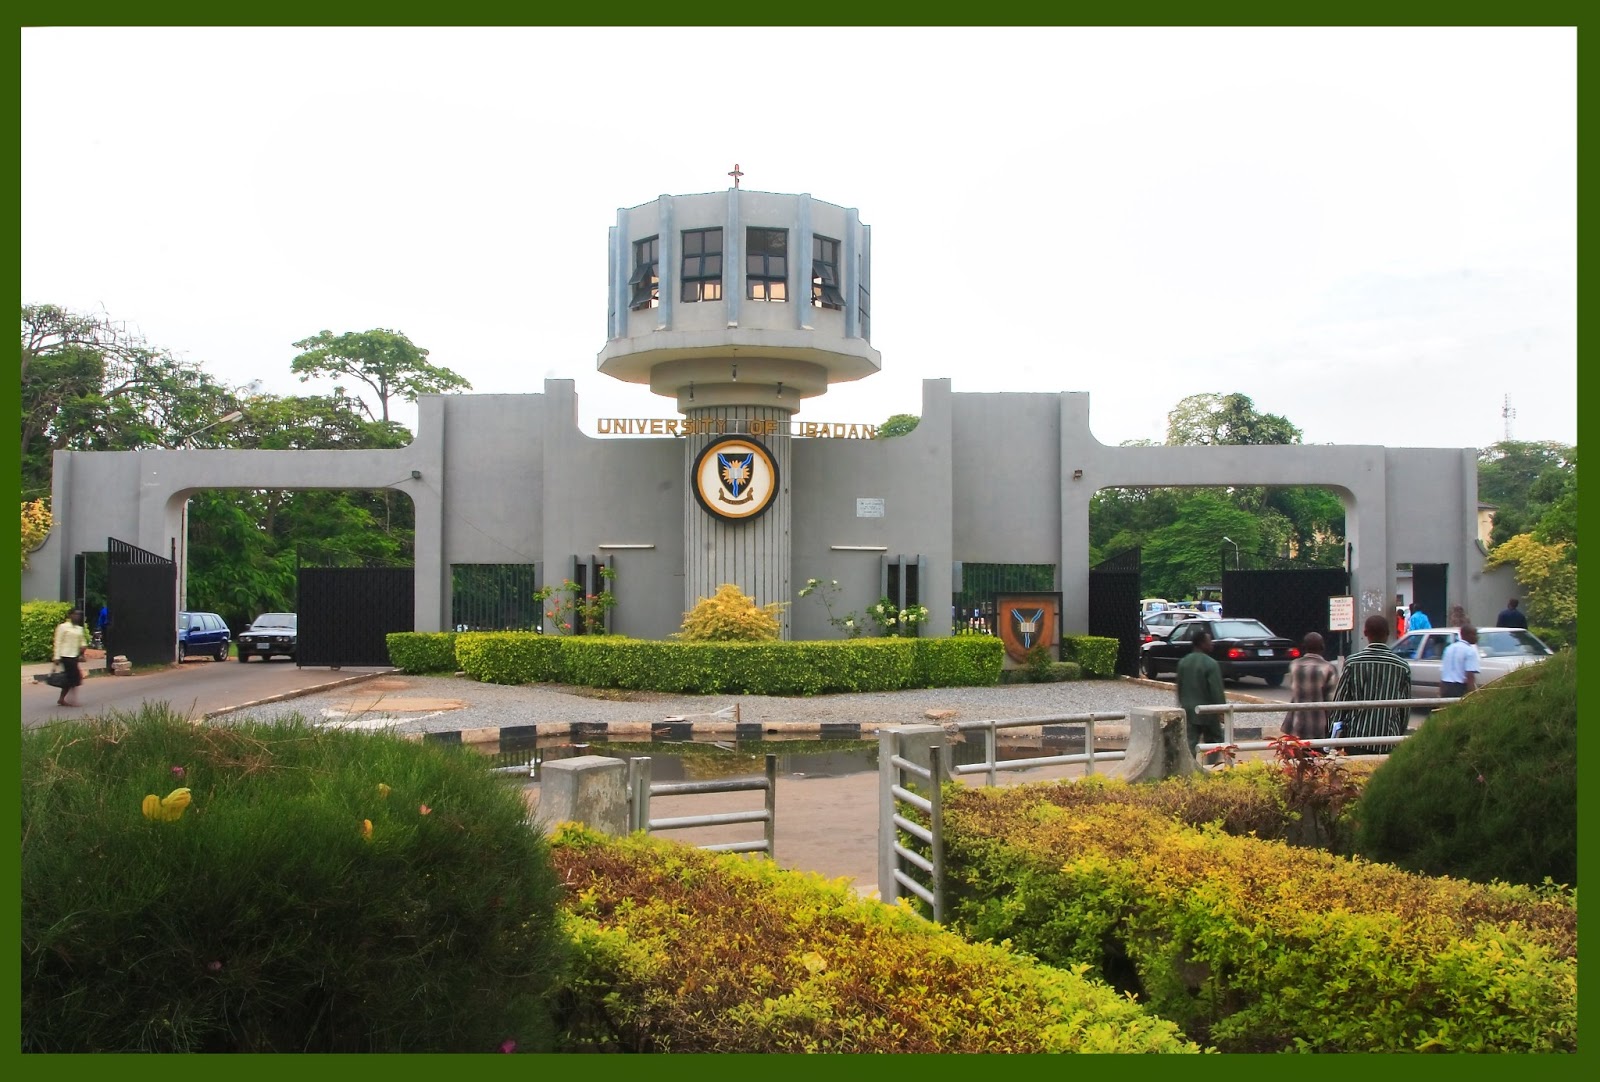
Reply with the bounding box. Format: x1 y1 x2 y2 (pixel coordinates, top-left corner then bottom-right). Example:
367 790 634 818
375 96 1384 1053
1328 613 1412 755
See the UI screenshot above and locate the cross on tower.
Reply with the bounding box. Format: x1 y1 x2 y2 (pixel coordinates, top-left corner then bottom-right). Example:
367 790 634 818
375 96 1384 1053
728 163 744 189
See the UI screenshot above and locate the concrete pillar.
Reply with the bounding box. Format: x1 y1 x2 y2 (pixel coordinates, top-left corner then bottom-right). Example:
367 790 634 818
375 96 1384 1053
533 755 628 836
877 724 948 906
1119 706 1193 782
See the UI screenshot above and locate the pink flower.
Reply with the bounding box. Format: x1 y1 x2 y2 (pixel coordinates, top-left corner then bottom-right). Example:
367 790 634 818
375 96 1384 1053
207 960 223 972
419 804 432 816
170 765 186 778
499 1039 517 1054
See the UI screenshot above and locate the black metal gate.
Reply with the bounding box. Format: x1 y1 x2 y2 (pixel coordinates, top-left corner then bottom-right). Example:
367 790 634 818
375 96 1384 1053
106 537 176 668
298 556 414 667
1222 566 1352 658
1088 548 1142 676
1411 563 1448 628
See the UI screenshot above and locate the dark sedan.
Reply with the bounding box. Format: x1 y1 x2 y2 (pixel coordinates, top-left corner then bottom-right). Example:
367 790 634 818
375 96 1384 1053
237 612 298 662
1139 617 1300 686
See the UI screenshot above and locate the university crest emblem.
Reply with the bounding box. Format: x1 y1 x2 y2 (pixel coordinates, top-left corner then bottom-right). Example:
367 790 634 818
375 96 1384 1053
692 436 779 522
995 592 1062 665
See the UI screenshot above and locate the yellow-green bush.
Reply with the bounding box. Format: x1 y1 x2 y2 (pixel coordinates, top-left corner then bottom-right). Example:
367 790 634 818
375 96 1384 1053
910 635 1005 687
677 583 784 641
21 600 72 662
944 788 1576 1052
385 631 459 673
1059 634 1119 677
456 631 563 684
548 826 1196 1053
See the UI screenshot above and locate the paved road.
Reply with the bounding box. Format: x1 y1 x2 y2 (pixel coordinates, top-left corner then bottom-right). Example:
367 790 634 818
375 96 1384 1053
20 657 390 729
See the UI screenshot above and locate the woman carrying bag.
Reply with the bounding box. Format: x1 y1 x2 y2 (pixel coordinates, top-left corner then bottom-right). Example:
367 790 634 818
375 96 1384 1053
53 608 88 707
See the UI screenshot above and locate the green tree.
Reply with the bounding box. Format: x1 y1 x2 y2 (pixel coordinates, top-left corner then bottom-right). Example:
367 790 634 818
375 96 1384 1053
1477 440 1575 547
1140 493 1263 599
291 328 471 424
1483 534 1577 634
877 413 920 439
1165 392 1302 447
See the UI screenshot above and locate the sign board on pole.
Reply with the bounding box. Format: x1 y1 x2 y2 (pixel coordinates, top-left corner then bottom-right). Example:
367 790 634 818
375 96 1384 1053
1328 595 1355 633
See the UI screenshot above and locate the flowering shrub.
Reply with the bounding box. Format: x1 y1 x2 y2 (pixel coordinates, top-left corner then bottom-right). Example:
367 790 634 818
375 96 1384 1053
868 595 928 638
21 498 50 569
796 577 864 638
533 567 616 635
22 706 567 1052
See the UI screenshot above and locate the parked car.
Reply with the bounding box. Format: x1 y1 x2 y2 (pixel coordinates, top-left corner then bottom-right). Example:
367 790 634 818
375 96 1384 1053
1139 617 1300 685
177 611 231 661
237 612 298 662
1390 626 1554 693
1139 598 1172 616
1140 608 1204 643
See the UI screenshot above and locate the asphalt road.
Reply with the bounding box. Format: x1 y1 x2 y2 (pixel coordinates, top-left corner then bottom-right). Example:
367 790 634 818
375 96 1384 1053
19 656 391 729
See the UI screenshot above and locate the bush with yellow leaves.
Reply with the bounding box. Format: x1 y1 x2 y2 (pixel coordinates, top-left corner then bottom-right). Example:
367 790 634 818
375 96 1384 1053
677 582 785 642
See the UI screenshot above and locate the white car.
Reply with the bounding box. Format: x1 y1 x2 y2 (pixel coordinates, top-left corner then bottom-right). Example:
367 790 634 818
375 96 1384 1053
1141 608 1204 642
1390 626 1554 693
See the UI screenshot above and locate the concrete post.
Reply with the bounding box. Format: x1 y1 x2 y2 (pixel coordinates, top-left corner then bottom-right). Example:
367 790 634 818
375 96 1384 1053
533 755 628 836
877 724 948 906
1118 706 1193 782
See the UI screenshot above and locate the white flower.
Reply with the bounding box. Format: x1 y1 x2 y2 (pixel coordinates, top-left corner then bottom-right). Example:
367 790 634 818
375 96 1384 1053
830 580 838 587
844 618 854 627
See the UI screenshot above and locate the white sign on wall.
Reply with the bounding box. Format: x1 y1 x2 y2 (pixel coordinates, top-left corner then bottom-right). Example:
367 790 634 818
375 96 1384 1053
856 497 885 518
1328 595 1355 633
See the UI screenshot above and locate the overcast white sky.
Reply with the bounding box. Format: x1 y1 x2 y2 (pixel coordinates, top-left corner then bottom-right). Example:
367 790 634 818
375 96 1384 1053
21 26 1576 451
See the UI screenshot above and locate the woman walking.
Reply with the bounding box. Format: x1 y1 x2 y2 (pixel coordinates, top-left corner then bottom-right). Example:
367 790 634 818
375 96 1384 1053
53 608 88 707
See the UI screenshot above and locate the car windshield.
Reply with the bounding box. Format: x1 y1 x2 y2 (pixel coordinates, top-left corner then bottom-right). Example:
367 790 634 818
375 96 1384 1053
252 613 297 628
1477 629 1550 658
1213 619 1273 639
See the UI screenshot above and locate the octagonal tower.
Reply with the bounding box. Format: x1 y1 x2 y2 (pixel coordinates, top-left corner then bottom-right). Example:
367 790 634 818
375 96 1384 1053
599 186 880 634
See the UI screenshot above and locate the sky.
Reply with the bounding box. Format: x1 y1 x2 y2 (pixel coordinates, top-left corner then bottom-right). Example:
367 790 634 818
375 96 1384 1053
20 26 1577 452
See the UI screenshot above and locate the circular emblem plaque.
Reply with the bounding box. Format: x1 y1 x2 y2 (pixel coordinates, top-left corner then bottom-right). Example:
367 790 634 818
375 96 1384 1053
691 436 780 522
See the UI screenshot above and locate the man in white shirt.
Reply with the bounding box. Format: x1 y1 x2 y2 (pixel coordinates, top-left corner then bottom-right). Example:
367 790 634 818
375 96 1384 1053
1439 625 1482 700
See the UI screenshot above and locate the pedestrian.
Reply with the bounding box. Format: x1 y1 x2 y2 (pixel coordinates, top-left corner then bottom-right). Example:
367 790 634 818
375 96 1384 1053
1494 598 1529 629
1407 601 1432 631
1447 603 1469 629
1328 614 1412 755
53 607 88 707
1439 625 1481 700
1285 631 1338 739
1176 628 1226 767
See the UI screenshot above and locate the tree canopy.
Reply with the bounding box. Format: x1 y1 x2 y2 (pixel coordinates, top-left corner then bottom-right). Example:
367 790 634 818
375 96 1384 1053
877 413 920 439
290 328 471 423
1165 392 1302 446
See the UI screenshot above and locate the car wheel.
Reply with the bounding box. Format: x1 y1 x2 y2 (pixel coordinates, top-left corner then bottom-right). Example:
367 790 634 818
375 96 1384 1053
238 650 250 661
1141 656 1161 680
216 642 229 662
1263 672 1285 688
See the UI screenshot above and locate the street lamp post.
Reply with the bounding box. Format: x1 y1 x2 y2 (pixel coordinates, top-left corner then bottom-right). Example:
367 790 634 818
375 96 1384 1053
176 411 244 611
1221 535 1240 570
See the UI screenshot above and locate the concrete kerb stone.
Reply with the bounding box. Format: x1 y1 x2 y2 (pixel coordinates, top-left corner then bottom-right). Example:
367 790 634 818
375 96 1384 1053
201 668 403 722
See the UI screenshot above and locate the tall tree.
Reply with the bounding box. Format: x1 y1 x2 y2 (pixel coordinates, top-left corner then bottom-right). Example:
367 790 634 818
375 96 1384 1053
1477 440 1575 547
290 328 471 423
877 413 920 438
1165 392 1302 447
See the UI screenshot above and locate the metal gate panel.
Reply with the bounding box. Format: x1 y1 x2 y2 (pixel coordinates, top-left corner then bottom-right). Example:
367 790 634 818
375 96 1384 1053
106 537 176 668
1221 567 1351 656
1088 548 1141 676
298 566 414 667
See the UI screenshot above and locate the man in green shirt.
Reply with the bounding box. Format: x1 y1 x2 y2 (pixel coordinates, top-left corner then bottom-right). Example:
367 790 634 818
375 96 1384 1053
1176 628 1226 766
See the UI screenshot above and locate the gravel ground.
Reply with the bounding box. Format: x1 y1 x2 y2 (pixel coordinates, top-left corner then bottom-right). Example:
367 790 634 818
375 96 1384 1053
216 673 1208 737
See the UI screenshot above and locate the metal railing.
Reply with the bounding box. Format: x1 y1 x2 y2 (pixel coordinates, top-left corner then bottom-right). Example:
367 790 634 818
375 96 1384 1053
1194 697 1461 756
883 739 945 923
627 754 777 857
952 711 1129 786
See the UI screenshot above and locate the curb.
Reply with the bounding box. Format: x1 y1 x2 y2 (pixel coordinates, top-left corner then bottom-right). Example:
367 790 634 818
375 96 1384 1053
202 669 402 721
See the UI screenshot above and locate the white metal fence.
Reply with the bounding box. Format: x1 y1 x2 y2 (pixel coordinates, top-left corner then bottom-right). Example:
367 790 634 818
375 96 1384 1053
1194 697 1460 757
626 754 778 857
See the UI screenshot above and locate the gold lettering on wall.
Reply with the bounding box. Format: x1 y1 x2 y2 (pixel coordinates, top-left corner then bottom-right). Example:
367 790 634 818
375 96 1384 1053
596 417 881 439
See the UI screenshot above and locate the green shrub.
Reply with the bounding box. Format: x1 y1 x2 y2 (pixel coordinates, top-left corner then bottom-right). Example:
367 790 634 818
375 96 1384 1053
1528 625 1570 650
677 582 784 641
385 631 459 673
911 635 1004 687
943 788 1576 1052
21 599 72 662
1353 648 1576 888
549 826 1196 1053
1060 634 1118 677
21 706 568 1052
558 638 917 695
1048 661 1081 681
456 630 564 684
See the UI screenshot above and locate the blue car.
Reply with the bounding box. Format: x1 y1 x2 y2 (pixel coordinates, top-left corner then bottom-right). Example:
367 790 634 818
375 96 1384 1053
178 611 231 661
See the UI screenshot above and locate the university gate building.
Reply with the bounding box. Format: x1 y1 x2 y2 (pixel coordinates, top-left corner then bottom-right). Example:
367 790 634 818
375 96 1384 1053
26 185 1513 663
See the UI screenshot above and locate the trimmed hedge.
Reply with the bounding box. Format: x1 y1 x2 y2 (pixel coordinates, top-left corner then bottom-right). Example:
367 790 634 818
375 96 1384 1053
943 786 1577 1052
451 632 1003 694
385 631 459 673
22 706 568 1053
1060 634 1118 678
549 826 1196 1053
21 600 72 662
1354 648 1576 888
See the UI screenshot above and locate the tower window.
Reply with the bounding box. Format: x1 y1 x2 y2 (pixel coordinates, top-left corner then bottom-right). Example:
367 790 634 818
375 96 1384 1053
812 235 844 309
746 227 788 302
629 236 659 310
680 228 723 302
